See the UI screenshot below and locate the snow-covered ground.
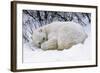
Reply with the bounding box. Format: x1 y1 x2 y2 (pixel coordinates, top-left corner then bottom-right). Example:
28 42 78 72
23 24 92 63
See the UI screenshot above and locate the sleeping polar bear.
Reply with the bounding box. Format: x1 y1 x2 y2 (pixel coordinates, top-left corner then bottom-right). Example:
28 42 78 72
32 21 88 51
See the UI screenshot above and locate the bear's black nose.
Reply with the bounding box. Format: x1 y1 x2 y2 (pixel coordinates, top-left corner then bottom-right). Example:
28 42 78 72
38 42 41 48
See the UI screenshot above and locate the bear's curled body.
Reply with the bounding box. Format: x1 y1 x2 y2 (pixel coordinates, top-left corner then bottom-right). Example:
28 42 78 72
32 21 88 51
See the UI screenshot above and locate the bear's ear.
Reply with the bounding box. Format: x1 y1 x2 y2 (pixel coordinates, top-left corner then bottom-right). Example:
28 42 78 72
39 29 42 32
32 31 34 34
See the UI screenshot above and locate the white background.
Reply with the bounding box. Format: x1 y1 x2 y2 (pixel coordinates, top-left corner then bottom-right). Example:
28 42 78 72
17 3 96 69
0 0 99 73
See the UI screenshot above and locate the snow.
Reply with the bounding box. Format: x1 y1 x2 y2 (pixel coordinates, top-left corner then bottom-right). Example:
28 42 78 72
23 24 92 63
22 10 92 64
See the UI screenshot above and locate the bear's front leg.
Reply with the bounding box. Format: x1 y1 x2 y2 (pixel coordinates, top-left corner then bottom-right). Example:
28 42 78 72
41 37 57 51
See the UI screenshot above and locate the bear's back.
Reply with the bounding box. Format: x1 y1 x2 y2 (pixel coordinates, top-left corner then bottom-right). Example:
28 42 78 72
46 21 83 33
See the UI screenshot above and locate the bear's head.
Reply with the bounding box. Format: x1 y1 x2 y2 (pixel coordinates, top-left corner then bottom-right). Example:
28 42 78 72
32 28 47 48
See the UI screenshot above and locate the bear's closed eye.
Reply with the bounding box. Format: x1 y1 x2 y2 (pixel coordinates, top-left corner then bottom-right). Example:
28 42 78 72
43 37 45 40
38 42 41 45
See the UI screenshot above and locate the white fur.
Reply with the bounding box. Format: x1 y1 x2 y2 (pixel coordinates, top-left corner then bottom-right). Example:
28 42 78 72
32 21 88 51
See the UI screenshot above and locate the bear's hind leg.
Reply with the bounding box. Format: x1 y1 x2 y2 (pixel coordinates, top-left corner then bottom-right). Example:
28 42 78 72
58 42 73 50
57 40 65 51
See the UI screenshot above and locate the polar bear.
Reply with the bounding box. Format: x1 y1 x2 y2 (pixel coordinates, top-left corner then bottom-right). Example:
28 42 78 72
32 21 88 51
